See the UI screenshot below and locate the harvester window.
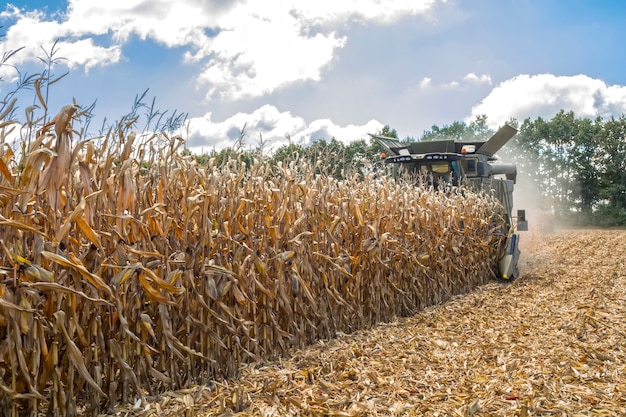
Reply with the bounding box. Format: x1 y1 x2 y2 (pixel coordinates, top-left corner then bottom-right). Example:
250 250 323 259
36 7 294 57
430 162 457 186
463 158 478 174
416 163 457 186
431 163 449 173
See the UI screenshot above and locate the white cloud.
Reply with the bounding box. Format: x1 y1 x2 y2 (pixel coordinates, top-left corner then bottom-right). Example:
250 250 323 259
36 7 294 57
185 104 383 153
0 0 446 99
417 73 491 90
290 0 443 25
463 72 491 85
0 4 123 76
443 81 460 89
196 7 347 100
300 118 384 145
55 40 122 71
468 74 626 128
63 0 231 47
194 0 445 99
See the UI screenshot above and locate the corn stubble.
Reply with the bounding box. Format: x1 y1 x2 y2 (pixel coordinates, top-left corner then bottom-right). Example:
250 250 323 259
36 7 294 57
0 107 502 415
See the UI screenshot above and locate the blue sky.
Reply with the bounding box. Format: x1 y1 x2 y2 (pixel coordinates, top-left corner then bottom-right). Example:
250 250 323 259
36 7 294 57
2 0 626 153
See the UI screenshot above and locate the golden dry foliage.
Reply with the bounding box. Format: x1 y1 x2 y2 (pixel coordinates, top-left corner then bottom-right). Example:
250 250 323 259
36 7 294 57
152 230 623 417
0 107 501 416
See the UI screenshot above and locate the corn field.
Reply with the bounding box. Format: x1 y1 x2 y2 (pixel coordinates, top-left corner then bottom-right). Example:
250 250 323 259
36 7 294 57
0 105 503 415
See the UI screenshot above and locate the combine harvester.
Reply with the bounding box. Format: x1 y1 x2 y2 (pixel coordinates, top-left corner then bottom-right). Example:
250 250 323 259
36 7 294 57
371 125 528 280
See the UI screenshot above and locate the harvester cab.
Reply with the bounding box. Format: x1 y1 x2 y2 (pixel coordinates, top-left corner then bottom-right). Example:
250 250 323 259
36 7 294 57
370 125 528 280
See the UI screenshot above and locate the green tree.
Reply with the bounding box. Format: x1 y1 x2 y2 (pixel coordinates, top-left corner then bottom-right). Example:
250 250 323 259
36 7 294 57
271 143 305 166
420 115 495 142
305 138 348 178
378 125 398 138
514 112 578 218
570 117 602 220
515 111 609 224
467 114 495 139
421 120 467 141
595 116 626 225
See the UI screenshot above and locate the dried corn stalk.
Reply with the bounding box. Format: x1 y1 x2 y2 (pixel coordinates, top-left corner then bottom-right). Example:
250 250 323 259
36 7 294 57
0 107 501 416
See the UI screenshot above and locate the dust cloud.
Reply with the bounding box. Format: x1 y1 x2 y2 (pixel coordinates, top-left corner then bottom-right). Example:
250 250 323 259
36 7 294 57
505 143 555 233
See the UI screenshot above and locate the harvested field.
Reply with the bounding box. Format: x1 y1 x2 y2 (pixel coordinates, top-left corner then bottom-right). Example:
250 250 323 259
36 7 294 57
120 229 626 416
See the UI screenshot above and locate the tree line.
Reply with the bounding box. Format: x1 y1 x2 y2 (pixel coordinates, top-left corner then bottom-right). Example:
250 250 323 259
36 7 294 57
508 111 626 227
196 111 626 227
